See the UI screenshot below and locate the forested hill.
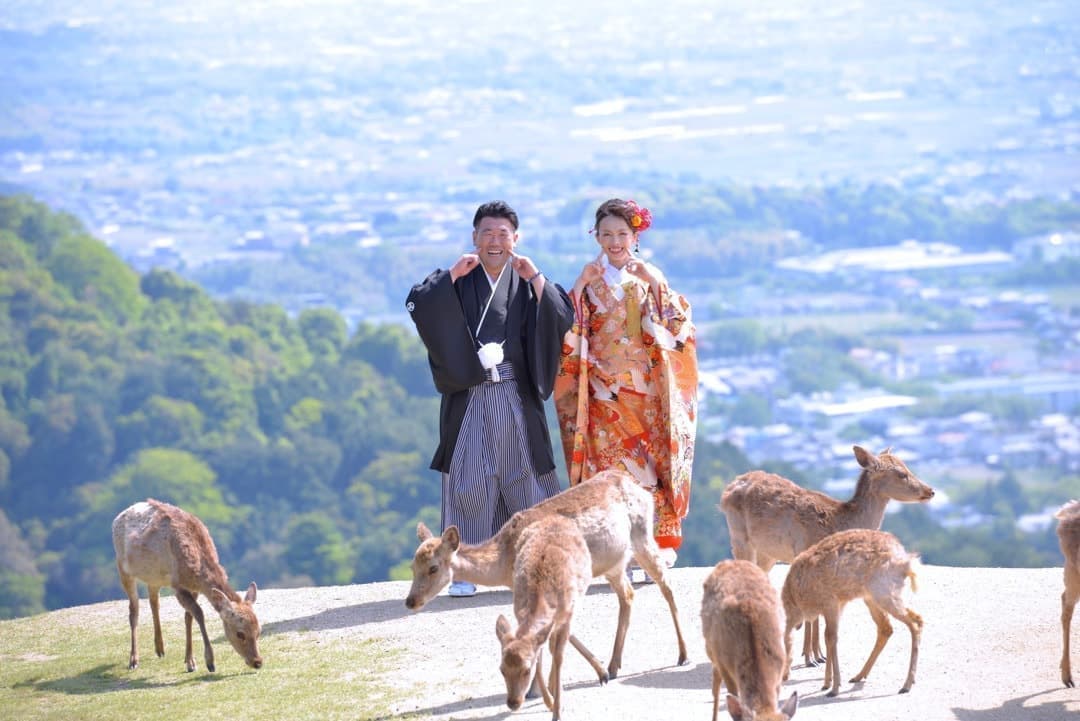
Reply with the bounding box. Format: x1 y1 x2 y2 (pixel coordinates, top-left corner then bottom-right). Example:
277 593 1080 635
0 193 759 619
0 193 450 617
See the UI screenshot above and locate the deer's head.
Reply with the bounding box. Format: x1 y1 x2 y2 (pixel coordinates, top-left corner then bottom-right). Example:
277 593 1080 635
404 522 459 611
213 581 262 669
495 614 550 710
854 445 935 503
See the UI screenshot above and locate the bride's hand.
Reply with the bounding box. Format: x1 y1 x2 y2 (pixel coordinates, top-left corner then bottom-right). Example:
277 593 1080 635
624 260 654 284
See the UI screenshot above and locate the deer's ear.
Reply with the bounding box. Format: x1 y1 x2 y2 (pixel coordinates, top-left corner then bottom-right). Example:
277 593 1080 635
417 522 433 541
852 445 873 468
244 581 257 604
726 694 745 721
495 614 512 644
531 620 554 647
212 588 230 605
780 690 799 718
443 525 460 551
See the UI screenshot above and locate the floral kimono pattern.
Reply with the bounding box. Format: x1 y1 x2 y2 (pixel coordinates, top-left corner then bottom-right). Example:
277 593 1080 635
554 262 697 549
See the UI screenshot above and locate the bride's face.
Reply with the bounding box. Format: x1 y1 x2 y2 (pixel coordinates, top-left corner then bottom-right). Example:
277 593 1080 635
595 215 636 269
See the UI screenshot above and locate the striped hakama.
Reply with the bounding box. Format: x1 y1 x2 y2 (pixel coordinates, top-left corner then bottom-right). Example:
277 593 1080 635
441 361 563 544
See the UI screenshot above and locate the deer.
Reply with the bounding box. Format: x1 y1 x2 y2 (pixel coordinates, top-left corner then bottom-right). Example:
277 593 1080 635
781 528 923 697
1058 499 1080 688
720 444 934 665
405 468 689 685
495 514 592 721
112 498 262 672
701 559 799 721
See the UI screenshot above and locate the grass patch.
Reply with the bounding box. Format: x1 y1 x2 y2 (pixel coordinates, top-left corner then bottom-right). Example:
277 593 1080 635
0 601 407 721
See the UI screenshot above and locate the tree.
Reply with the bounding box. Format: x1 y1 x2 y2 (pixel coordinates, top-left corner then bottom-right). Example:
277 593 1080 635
82 448 240 541
0 509 45 618
46 233 145 325
284 512 355 586
114 395 204 461
298 308 347 359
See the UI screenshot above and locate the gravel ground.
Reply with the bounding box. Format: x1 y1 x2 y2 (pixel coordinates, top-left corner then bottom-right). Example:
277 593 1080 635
253 564 1078 721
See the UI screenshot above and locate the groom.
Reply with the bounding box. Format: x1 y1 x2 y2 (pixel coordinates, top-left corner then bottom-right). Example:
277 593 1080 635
405 200 574 596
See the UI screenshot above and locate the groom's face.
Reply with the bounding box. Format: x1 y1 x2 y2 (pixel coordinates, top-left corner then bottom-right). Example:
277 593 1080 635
473 216 518 275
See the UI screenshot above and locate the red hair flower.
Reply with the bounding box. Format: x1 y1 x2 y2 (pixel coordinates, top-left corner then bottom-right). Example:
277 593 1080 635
626 200 652 233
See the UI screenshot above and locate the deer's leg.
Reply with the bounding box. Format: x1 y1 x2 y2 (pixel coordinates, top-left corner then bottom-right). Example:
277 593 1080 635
799 611 825 666
175 589 215 672
603 568 635 679
783 620 797 681
823 610 841 697
148 586 164 658
549 623 569 721
633 545 689 666
801 619 820 667
118 569 140 670
719 666 738 697
725 517 754 564
568 634 608 685
1064 565 1079 688
897 606 923 693
183 607 195 672
710 666 721 721
533 647 553 710
850 600 893 683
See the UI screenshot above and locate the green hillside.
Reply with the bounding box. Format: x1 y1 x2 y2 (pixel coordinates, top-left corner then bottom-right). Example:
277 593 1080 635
0 194 451 616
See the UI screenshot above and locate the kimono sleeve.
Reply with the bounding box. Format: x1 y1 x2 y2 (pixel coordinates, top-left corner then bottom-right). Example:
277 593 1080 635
406 269 485 394
526 279 574 400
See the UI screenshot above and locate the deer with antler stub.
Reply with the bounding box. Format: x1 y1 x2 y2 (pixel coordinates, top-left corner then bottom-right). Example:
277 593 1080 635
721 444 934 664
112 499 262 672
1057 499 1080 688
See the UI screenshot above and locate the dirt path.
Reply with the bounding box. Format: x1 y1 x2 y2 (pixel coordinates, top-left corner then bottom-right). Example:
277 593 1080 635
255 564 1077 721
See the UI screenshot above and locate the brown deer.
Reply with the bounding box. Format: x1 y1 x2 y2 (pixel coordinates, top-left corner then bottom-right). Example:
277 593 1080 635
1058 499 1080 688
112 499 262 672
405 468 689 683
496 515 592 721
781 528 923 697
701 559 798 721
720 444 934 664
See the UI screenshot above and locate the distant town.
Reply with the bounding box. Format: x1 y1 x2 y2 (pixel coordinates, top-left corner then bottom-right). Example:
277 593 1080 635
2 0 1078 541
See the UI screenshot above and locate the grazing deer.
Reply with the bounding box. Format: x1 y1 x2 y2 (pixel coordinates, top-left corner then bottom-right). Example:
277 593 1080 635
701 559 798 721
781 529 922 697
721 444 934 664
112 499 262 672
1058 499 1080 688
496 515 592 721
405 469 689 682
